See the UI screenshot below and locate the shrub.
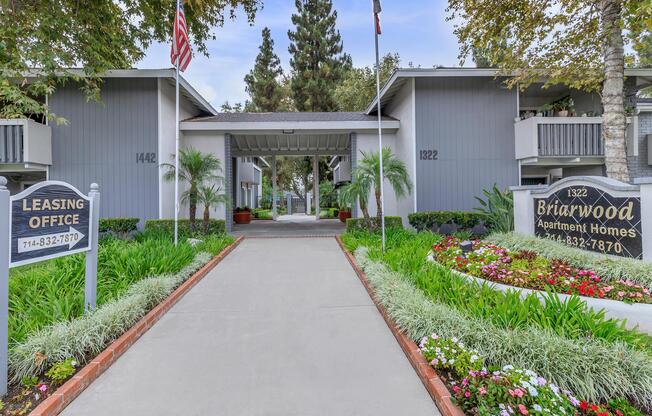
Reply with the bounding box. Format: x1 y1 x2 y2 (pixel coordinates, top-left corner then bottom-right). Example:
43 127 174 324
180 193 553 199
98 218 139 234
9 252 212 381
144 219 226 236
487 233 652 291
474 185 514 233
352 247 652 408
346 216 403 232
408 211 484 231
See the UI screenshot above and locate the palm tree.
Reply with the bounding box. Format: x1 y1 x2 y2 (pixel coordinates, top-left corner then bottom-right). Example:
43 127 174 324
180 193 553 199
356 148 412 224
197 184 229 234
163 148 222 231
338 169 372 220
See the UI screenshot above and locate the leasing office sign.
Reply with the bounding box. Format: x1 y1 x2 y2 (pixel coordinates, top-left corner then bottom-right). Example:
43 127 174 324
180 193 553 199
10 182 92 267
512 176 652 261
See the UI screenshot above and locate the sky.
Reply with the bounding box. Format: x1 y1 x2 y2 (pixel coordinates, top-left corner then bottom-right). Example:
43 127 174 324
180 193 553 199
137 0 464 109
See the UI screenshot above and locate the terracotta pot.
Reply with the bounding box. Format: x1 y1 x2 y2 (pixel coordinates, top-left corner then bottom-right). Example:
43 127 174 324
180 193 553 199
233 211 251 224
338 210 352 223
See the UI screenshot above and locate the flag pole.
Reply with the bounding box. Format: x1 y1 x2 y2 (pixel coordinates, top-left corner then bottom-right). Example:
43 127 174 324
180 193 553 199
373 1 386 252
173 0 180 246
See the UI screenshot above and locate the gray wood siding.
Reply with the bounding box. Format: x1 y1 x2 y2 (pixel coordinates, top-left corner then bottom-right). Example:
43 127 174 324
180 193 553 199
415 77 519 211
48 78 159 222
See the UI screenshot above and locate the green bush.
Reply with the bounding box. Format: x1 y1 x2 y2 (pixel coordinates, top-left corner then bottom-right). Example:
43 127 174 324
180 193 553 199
346 216 403 232
98 218 139 233
408 211 484 231
474 185 514 233
487 232 652 290
144 219 226 236
352 246 652 408
320 207 338 218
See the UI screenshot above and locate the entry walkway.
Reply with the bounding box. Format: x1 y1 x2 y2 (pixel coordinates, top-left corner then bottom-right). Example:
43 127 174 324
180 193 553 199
62 238 439 416
232 216 346 237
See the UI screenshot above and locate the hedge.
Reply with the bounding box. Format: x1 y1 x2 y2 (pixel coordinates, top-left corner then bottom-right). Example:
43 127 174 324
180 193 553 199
408 211 484 231
99 218 139 234
346 216 403 232
144 219 226 236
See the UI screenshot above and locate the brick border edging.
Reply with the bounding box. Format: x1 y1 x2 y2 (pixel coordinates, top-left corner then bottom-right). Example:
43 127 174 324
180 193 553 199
29 236 245 416
335 236 465 416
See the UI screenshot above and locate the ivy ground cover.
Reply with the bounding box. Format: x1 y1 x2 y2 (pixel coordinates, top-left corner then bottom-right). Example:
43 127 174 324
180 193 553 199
430 237 651 304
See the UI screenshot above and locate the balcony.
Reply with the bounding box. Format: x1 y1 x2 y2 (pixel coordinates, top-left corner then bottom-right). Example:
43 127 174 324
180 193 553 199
238 159 260 185
515 117 604 166
0 119 52 167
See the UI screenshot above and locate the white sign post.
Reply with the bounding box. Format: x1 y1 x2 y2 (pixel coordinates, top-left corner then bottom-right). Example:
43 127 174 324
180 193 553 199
0 178 100 395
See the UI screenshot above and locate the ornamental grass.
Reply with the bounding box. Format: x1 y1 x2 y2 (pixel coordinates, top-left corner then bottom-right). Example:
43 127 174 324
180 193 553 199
353 247 652 409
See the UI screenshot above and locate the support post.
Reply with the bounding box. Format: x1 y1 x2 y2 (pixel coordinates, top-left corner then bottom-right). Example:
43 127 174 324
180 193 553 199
272 156 277 220
510 185 539 236
306 192 312 215
635 178 652 261
85 183 100 313
0 177 9 396
287 193 292 215
313 155 320 221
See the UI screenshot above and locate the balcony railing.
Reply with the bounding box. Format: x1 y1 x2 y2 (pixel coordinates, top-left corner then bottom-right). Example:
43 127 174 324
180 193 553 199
515 117 604 162
0 119 52 166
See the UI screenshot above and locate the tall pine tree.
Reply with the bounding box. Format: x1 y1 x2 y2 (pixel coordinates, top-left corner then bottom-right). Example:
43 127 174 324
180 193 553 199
288 0 351 112
244 27 286 112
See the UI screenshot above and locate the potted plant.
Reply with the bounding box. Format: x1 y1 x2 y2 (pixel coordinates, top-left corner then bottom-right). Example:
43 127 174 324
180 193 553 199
554 96 574 117
233 207 252 224
336 188 353 223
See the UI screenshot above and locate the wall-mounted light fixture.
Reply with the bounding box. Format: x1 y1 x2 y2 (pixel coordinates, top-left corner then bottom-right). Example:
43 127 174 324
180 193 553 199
282 129 295 134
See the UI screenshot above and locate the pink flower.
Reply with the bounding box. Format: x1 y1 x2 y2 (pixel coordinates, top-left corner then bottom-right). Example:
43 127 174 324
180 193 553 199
38 384 47 392
452 385 461 394
479 387 487 395
618 291 626 297
464 390 471 398
518 404 529 415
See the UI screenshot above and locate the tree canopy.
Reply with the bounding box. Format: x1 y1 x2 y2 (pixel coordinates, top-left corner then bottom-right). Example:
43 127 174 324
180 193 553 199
0 0 261 121
334 53 400 112
287 0 351 112
244 27 287 112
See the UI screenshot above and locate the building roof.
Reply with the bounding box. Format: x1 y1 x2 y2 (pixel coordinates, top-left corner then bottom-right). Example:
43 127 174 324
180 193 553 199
24 68 217 116
187 112 396 123
366 67 652 114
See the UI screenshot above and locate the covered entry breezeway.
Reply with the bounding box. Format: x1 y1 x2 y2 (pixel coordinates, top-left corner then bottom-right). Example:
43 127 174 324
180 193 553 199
180 112 400 233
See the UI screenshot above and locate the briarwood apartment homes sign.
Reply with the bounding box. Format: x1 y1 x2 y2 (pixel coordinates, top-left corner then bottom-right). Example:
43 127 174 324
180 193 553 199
511 176 652 261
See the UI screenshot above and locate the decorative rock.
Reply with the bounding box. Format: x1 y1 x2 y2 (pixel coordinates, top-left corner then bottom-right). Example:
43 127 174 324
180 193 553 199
439 222 458 236
471 221 488 237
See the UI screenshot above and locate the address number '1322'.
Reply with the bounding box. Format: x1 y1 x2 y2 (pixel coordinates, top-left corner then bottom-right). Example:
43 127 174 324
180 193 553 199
419 150 438 160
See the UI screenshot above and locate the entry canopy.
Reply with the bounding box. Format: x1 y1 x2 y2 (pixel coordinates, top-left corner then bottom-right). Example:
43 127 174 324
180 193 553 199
180 111 400 157
231 133 350 157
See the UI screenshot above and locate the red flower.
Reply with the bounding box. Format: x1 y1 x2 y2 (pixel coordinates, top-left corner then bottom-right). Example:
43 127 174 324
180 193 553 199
580 401 589 411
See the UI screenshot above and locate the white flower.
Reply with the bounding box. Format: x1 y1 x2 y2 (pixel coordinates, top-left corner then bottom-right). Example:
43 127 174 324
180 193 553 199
502 365 514 371
533 404 542 412
527 386 538 397
470 354 479 362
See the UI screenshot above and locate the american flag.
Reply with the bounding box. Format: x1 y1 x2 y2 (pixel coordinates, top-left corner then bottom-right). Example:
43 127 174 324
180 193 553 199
170 2 192 72
373 0 381 35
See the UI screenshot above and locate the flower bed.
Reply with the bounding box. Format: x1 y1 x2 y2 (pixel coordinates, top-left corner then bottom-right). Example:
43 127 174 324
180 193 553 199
420 334 642 416
430 237 651 304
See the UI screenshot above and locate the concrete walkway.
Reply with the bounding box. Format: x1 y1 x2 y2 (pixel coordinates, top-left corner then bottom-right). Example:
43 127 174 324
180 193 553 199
62 238 439 416
232 216 346 237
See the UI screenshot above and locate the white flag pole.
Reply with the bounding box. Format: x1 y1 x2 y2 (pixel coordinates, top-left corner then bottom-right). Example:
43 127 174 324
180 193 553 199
373 2 386 252
174 0 180 246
